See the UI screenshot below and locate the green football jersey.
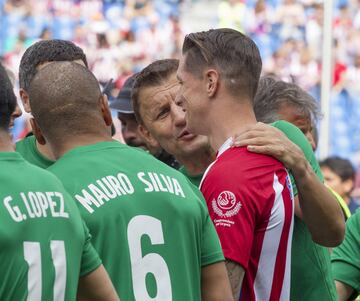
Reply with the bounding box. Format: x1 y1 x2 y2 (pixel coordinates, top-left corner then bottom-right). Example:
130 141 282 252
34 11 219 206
332 211 360 300
48 141 224 300
0 152 101 301
272 120 337 301
16 135 54 168
178 166 202 187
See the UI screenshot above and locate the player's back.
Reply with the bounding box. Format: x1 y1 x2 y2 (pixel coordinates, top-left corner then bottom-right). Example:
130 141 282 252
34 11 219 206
0 152 100 301
16 135 54 168
200 142 294 301
48 141 223 301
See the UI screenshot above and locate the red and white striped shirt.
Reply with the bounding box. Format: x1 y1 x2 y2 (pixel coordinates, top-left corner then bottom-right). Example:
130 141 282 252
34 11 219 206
200 138 294 301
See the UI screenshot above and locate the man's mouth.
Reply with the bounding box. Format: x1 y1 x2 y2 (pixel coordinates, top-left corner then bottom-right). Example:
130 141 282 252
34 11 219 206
177 129 196 141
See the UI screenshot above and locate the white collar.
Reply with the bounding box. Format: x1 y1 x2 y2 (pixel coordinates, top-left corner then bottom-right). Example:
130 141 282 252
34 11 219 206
217 137 233 158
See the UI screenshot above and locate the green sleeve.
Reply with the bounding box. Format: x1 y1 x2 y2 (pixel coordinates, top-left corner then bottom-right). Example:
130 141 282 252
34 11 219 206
200 209 225 266
271 120 324 196
332 212 360 294
79 221 102 277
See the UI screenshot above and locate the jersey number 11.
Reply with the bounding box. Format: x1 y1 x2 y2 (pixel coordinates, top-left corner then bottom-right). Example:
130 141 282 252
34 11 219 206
24 240 66 301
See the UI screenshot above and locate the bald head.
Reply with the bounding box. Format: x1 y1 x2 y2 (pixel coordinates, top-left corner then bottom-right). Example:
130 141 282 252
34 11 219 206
28 61 109 147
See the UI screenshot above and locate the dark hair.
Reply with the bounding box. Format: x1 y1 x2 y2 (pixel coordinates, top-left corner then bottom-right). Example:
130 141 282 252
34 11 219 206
254 75 321 124
320 156 355 182
28 61 102 144
132 59 179 124
0 63 17 130
19 39 88 90
182 28 262 99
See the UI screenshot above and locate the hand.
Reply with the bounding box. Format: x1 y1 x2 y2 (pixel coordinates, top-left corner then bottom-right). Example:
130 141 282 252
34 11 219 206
232 122 304 170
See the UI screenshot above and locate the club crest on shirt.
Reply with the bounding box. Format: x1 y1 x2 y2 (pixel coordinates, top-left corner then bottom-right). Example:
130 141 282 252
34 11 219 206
212 191 241 218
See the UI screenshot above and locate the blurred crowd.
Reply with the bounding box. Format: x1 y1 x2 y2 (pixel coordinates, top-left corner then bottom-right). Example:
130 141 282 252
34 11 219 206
2 0 360 163
218 0 360 163
1 0 183 90
219 0 360 93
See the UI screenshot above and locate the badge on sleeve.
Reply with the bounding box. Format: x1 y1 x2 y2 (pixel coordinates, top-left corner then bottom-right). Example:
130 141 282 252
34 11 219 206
212 191 242 218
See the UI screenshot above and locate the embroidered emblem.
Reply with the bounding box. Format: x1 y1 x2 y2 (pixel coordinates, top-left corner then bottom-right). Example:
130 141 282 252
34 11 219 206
212 191 241 218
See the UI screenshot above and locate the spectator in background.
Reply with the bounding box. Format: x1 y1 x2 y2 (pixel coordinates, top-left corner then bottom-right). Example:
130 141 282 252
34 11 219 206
275 0 305 41
320 156 360 214
253 76 320 150
110 74 147 149
218 0 247 33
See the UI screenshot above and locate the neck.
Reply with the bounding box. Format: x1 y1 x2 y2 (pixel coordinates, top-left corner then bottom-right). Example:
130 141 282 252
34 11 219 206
0 130 15 152
36 140 56 161
207 97 257 151
50 132 113 159
177 146 216 177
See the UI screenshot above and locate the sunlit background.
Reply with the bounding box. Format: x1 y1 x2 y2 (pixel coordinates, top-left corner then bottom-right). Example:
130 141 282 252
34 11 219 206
1 0 360 170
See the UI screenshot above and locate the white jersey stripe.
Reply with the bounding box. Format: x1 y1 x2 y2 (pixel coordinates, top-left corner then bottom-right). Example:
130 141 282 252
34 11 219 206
199 160 217 189
254 173 286 301
279 189 294 301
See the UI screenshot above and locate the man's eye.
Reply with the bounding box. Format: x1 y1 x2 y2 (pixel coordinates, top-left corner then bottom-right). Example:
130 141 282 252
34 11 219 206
157 108 169 119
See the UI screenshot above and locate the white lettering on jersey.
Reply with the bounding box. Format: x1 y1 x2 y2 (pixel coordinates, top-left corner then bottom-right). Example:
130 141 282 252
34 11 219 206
3 196 24 222
137 172 185 198
3 192 69 222
74 173 135 213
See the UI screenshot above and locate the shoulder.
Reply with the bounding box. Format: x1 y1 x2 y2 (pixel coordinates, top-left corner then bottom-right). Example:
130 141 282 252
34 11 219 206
209 147 284 177
271 120 323 181
271 120 312 152
15 135 33 150
202 147 286 193
20 159 65 189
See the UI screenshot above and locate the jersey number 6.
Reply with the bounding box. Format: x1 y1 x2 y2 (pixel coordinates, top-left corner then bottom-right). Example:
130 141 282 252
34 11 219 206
128 215 172 301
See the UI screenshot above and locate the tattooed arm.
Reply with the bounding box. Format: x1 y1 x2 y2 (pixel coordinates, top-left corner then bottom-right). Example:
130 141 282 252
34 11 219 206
225 260 244 301
201 261 234 301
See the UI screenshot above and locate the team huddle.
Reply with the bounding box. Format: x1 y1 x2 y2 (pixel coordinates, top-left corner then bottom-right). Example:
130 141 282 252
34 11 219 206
0 28 359 301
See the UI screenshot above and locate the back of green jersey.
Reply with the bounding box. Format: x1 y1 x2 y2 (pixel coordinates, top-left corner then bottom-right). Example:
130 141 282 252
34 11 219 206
16 135 54 169
49 141 223 301
0 152 100 301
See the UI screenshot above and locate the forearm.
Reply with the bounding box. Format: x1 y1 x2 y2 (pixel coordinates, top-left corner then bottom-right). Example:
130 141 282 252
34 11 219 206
291 157 345 247
225 260 244 301
201 262 234 301
77 265 119 301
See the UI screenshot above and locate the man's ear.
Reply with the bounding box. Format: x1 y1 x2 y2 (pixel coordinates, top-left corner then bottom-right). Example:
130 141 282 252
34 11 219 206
100 94 113 126
205 69 219 98
19 88 31 113
30 118 46 145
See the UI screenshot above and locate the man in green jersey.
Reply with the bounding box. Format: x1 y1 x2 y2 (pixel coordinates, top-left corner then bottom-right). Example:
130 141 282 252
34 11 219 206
132 58 344 299
16 39 88 168
332 211 360 300
233 76 344 301
28 61 233 301
0 63 118 300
